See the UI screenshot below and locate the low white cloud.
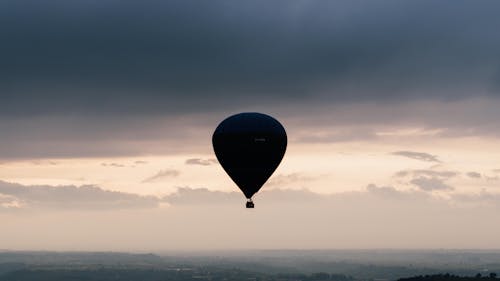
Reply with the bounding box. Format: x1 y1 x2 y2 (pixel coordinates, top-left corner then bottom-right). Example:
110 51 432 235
452 190 500 206
466 172 482 179
164 187 240 205
101 163 126 168
410 177 454 191
295 128 378 143
142 169 180 183
366 184 415 199
266 173 315 187
0 193 24 209
394 169 458 179
391 151 441 163
0 181 159 210
393 168 456 192
185 158 218 166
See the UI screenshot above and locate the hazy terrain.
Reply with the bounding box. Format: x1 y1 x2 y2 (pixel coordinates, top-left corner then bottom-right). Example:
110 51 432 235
1 250 499 280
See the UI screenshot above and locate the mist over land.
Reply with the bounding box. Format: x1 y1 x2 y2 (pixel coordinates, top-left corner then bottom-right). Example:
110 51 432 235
1 250 500 280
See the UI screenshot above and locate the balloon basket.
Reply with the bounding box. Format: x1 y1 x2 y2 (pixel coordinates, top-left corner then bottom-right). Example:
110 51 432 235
246 199 254 209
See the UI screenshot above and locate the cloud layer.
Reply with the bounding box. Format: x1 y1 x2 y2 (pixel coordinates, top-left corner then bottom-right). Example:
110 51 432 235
0 181 158 210
185 158 218 166
142 169 180 183
2 180 499 212
3 183 500 250
1 1 500 158
1 1 500 117
392 151 441 163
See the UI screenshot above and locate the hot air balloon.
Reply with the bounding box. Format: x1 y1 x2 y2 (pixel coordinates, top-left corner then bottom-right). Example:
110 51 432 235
212 112 287 208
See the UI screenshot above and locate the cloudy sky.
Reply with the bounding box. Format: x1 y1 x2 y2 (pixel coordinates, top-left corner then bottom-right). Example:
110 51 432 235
2 1 500 251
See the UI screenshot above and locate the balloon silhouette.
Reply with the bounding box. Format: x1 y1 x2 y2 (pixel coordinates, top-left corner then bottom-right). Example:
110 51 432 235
212 112 287 208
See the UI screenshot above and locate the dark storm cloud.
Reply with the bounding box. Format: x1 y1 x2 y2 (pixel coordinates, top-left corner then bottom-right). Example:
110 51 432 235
1 1 500 117
391 151 441 163
0 115 213 159
0 180 158 210
3 1 500 159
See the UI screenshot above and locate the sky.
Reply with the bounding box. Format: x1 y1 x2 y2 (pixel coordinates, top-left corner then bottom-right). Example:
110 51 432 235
1 1 500 251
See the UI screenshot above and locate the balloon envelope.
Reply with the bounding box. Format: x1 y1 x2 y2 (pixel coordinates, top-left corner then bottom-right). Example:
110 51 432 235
212 112 287 199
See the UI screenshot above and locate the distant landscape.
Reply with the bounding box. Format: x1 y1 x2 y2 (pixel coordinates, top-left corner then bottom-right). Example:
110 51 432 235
2 1 500 280
1 250 499 281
